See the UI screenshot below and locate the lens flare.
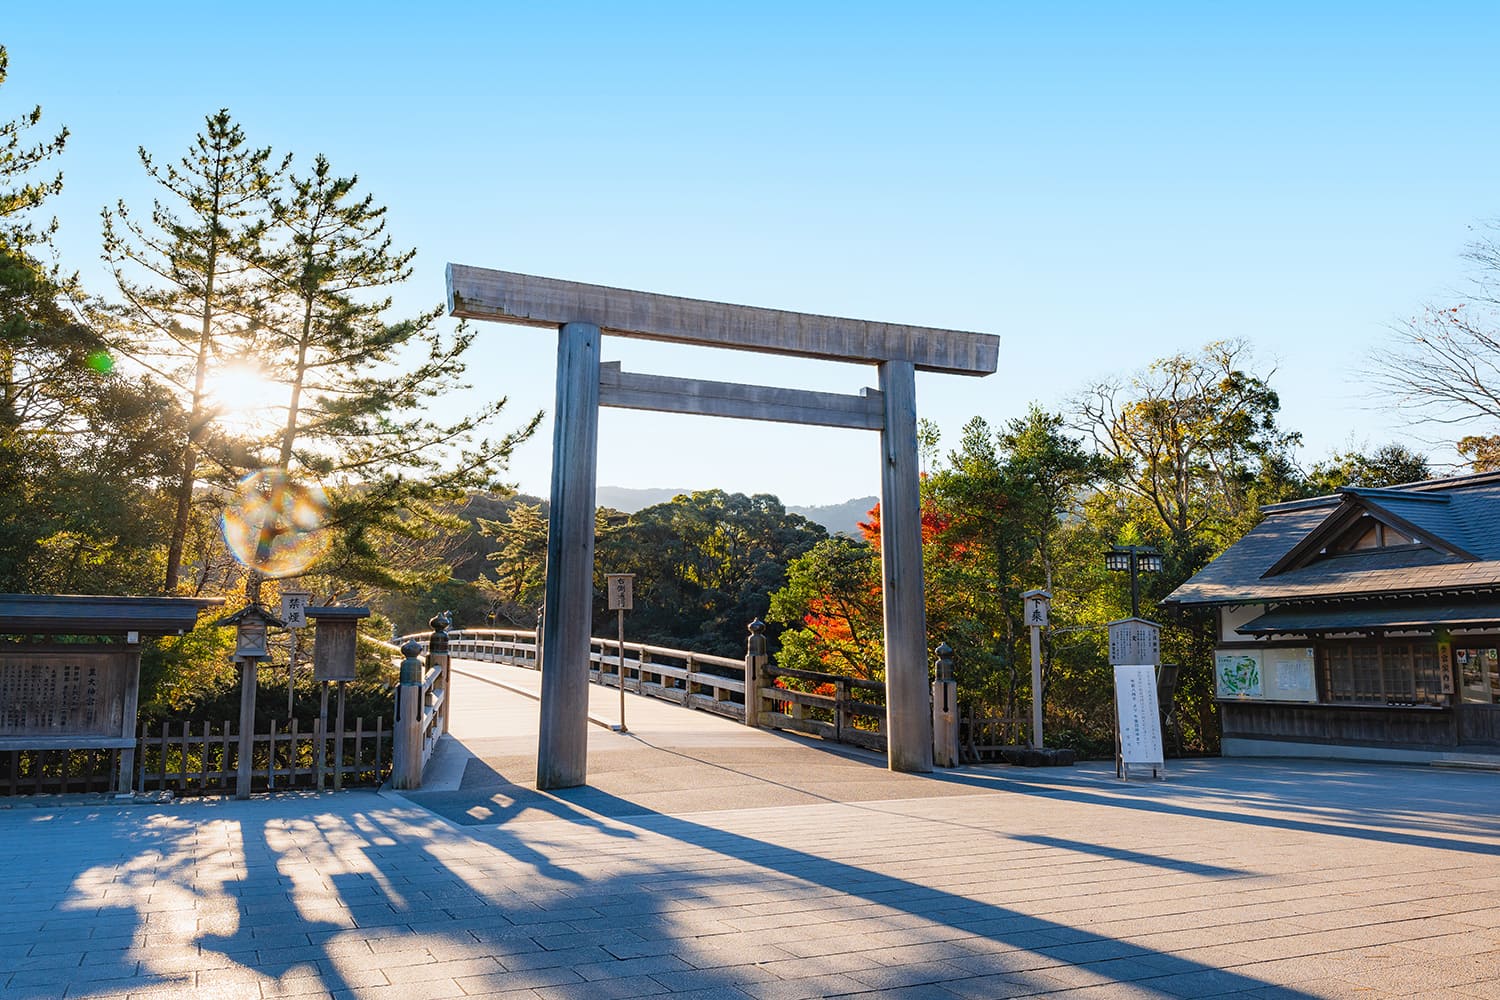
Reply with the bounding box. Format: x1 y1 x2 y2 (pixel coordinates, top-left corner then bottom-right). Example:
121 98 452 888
221 469 331 577
85 351 114 374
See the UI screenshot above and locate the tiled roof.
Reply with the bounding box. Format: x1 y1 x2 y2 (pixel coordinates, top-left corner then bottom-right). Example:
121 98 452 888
1163 476 1500 607
1236 598 1500 634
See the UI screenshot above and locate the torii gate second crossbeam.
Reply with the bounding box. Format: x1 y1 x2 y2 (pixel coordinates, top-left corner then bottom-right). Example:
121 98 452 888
447 264 1000 789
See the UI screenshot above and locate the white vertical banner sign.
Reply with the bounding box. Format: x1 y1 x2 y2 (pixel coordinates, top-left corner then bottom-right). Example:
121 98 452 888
1113 664 1165 780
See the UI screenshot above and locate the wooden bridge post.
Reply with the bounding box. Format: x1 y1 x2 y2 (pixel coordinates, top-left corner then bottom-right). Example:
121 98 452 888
428 612 453 735
744 619 767 728
932 642 958 767
391 639 424 789
538 321 602 790
878 360 934 773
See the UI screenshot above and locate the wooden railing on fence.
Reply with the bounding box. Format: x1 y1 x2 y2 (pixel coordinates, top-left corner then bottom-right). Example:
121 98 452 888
377 633 450 790
418 661 447 764
135 717 388 795
759 665 888 752
402 627 898 756
959 706 1029 763
412 629 749 723
424 629 889 749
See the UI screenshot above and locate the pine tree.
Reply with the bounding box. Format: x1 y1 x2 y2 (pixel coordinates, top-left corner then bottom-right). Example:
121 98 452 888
103 109 287 593
0 44 82 443
248 154 539 601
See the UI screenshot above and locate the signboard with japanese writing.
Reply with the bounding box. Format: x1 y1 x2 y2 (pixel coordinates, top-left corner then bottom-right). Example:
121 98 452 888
0 651 132 739
279 591 311 629
1113 663 1164 777
1268 648 1317 702
1108 618 1160 666
1024 595 1049 628
606 574 634 611
1215 648 1318 702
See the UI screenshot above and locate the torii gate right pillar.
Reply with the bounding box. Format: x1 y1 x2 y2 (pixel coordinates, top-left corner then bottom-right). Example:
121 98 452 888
878 360 933 773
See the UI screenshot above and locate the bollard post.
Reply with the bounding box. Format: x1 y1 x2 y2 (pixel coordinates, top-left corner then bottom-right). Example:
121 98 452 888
428 611 452 735
392 639 425 789
932 642 958 767
744 619 767 728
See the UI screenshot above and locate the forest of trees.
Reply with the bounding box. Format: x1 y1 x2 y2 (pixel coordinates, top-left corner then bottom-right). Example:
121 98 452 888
4 46 1497 751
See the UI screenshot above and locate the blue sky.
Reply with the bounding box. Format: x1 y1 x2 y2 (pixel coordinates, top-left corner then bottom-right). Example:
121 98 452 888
6 4 1500 504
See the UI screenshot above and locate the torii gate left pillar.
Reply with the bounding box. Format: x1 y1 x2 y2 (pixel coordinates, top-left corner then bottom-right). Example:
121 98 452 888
448 265 999 789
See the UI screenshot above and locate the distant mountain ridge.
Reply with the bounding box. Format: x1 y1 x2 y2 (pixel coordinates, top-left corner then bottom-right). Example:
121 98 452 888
595 486 875 537
787 497 876 537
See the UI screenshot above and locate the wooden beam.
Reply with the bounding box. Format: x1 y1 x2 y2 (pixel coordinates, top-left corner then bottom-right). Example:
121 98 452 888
598 363 884 430
447 264 999 377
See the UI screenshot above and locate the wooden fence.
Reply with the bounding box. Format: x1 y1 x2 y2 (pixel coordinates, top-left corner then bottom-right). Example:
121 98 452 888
959 707 1029 763
1 747 123 796
136 717 388 795
0 716 390 797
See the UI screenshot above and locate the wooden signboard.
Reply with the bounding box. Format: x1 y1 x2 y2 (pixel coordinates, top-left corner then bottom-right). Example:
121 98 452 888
0 650 133 739
313 622 358 682
280 591 311 629
308 606 370 683
606 573 634 611
1108 618 1161 666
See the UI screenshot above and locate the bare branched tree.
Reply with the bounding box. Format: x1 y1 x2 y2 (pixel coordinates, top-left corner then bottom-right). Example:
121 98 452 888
1367 224 1500 472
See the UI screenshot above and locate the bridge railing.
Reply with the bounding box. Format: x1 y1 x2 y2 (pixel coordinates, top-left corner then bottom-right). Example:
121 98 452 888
401 628 748 722
395 621 952 765
757 664 888 752
376 634 449 789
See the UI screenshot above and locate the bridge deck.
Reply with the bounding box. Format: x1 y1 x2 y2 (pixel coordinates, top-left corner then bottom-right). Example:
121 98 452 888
410 658 976 827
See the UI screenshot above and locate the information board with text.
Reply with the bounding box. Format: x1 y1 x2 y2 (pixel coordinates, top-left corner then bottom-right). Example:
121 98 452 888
1113 663 1164 779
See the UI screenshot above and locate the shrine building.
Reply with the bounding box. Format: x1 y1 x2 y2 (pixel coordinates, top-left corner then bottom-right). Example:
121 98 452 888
1163 472 1500 763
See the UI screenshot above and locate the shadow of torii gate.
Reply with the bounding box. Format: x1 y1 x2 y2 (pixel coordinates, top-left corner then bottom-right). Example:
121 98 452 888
447 265 999 789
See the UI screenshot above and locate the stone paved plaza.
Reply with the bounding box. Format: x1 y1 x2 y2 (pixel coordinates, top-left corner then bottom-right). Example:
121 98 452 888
2 663 1498 999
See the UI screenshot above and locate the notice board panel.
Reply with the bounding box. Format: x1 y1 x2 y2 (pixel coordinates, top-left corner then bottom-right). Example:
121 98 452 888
1266 648 1318 703
1114 663 1164 777
0 650 132 738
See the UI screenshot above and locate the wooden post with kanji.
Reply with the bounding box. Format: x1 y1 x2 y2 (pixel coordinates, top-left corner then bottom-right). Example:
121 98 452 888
606 573 634 733
1022 589 1050 749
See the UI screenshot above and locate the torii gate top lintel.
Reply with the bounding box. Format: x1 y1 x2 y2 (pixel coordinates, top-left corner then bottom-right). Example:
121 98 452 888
446 263 999 377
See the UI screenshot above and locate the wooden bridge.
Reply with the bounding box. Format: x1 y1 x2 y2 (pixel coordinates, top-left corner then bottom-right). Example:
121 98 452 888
388 626 894 790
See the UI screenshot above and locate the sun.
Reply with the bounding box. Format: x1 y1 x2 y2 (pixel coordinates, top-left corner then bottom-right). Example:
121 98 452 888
203 362 285 435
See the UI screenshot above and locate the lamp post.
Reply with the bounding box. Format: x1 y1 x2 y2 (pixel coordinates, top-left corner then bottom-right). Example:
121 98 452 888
1104 545 1162 619
1022 589 1051 749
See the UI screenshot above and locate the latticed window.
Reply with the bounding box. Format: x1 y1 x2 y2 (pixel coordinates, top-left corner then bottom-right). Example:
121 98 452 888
1322 642 1447 706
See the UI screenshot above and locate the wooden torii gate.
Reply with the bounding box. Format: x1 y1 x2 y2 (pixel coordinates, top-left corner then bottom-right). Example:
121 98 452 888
447 265 999 789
